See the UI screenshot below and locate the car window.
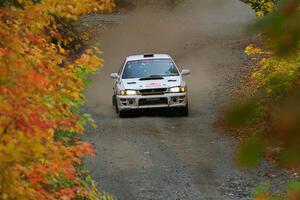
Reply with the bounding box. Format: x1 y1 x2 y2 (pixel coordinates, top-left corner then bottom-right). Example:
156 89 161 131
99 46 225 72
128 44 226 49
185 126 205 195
122 59 179 79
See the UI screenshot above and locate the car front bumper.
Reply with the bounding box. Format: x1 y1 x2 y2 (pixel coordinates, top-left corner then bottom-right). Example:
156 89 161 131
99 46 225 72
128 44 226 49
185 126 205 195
116 93 188 111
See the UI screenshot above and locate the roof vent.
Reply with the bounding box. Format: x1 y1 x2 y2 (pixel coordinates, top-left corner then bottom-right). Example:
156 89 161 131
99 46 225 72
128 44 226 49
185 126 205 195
144 54 154 58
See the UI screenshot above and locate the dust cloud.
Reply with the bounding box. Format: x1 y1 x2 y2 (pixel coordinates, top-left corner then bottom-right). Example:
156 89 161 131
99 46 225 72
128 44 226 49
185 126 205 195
84 0 253 116
83 1 256 199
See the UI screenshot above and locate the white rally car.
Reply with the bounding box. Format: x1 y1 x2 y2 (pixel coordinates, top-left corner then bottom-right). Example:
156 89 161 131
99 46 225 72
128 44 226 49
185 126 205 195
110 54 190 117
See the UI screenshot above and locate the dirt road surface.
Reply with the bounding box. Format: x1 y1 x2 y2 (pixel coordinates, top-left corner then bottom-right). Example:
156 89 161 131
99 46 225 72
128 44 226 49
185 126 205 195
82 1 288 199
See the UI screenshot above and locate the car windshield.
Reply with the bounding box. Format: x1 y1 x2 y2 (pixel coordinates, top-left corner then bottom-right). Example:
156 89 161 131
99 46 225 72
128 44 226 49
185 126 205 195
122 59 179 79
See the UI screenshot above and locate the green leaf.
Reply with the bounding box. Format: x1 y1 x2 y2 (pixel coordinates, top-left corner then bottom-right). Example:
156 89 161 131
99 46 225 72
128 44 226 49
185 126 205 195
225 98 260 128
235 136 264 168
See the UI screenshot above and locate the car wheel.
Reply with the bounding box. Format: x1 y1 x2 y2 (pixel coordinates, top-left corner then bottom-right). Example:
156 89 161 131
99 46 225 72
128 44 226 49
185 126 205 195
112 95 116 106
112 95 119 114
119 110 128 118
115 104 119 114
180 104 189 117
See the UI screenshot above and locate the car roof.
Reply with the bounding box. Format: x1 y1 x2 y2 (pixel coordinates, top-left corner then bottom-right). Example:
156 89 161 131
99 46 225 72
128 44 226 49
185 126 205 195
126 54 172 62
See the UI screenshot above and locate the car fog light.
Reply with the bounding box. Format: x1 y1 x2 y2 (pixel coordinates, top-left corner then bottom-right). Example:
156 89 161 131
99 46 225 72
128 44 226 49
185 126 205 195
128 99 135 105
172 97 178 103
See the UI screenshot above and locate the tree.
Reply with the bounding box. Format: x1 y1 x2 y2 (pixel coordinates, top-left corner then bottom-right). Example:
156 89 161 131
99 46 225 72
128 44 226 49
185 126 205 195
224 0 300 199
0 0 115 199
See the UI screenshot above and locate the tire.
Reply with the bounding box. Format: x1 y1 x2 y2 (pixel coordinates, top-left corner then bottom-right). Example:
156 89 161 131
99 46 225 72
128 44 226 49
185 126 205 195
180 104 189 117
112 95 116 106
112 95 119 114
119 110 128 118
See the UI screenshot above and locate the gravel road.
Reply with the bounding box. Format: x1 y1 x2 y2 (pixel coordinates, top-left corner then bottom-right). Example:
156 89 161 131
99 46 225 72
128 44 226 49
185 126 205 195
82 1 289 199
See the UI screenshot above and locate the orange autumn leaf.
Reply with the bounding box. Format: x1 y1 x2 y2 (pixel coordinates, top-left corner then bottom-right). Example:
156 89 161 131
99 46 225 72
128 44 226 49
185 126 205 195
0 0 115 199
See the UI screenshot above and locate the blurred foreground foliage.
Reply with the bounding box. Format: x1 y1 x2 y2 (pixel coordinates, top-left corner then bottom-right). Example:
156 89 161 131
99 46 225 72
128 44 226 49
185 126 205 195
0 0 115 199
251 0 300 55
224 0 300 199
248 0 278 16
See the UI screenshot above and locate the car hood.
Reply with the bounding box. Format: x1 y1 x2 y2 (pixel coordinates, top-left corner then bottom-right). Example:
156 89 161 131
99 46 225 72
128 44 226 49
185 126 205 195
122 76 181 90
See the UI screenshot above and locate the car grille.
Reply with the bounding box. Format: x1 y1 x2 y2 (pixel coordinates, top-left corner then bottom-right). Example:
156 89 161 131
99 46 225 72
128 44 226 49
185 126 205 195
139 88 167 95
139 98 168 106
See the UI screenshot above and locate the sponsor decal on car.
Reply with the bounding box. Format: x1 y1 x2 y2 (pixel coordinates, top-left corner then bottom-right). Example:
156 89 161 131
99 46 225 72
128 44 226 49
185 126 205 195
145 82 161 87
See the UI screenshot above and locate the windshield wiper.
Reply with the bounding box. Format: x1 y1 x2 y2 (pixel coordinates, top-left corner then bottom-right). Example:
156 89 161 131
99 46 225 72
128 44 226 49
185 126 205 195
139 75 164 81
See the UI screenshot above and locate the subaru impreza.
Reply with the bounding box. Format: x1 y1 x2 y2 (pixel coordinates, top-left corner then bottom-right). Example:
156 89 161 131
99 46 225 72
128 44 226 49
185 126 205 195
110 54 190 117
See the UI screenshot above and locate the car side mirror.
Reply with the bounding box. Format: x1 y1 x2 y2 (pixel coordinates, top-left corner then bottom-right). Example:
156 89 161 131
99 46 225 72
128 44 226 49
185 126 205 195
181 69 190 76
110 73 119 79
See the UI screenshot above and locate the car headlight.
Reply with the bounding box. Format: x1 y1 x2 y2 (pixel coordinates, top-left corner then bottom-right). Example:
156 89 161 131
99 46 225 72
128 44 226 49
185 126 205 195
126 90 137 95
120 90 137 95
169 87 180 93
169 86 187 93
